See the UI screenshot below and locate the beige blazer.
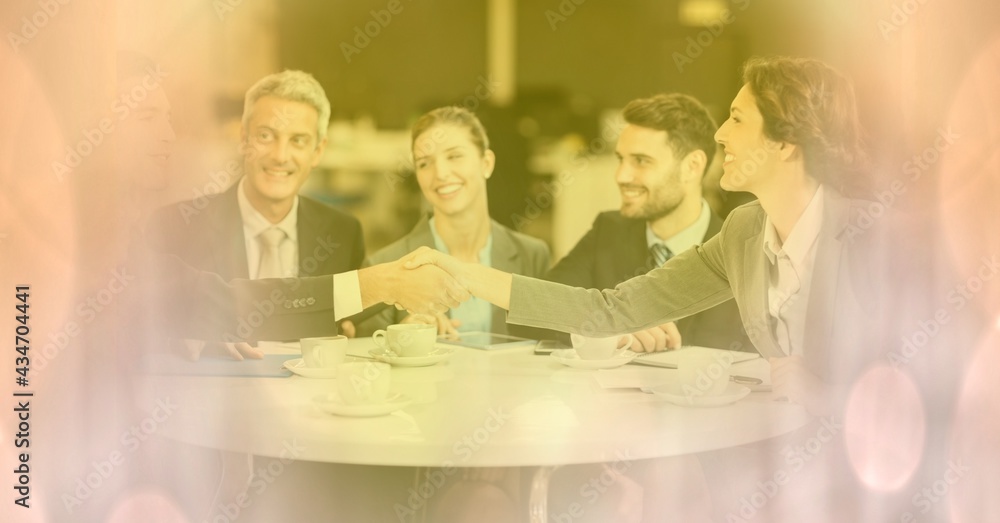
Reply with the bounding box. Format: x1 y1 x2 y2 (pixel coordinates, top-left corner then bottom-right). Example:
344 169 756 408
508 188 902 382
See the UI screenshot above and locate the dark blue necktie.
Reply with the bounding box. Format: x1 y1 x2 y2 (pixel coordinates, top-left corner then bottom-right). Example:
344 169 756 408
650 243 673 267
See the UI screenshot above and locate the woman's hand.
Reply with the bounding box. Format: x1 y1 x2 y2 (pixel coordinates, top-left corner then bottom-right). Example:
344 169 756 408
629 322 683 352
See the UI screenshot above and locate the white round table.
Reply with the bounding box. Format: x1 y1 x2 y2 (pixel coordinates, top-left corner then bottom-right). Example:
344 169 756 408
140 338 811 468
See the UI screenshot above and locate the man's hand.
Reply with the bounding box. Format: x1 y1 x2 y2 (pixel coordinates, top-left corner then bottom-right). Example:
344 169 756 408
630 322 683 353
339 320 357 338
182 339 263 361
359 258 470 316
770 355 837 415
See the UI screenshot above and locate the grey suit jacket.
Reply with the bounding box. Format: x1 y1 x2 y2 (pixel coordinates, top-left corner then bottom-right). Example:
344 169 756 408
508 188 902 382
357 217 550 336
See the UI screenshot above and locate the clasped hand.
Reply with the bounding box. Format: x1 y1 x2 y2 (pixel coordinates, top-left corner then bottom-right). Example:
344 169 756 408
382 248 469 315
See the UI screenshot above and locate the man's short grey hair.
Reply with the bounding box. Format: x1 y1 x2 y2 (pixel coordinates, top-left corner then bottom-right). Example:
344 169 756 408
242 70 331 142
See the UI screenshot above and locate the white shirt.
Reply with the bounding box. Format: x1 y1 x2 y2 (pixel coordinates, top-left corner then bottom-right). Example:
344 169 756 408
762 185 825 356
237 178 299 279
236 178 362 321
333 271 362 321
645 199 712 258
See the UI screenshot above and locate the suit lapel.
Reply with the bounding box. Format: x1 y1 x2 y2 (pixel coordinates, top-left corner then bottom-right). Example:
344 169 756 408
404 217 436 253
490 220 520 273
741 226 782 358
213 185 250 280
297 198 326 277
488 221 521 335
801 190 851 378
620 219 655 280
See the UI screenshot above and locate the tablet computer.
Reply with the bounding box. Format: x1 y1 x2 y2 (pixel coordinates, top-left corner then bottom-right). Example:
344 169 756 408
437 331 537 350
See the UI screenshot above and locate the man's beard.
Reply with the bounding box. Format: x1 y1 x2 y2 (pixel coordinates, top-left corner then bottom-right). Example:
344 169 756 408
621 187 684 222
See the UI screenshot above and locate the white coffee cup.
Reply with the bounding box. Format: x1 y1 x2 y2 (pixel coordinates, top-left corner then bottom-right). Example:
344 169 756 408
676 351 733 398
372 324 437 357
337 361 391 405
570 333 634 360
300 335 348 368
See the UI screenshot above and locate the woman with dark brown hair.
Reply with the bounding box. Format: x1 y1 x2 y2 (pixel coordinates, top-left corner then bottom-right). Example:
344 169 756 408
404 53 918 523
409 55 902 416
408 55 926 522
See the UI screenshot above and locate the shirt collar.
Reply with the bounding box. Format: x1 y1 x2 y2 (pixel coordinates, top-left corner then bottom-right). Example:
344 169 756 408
762 185 825 266
237 177 299 242
646 199 712 254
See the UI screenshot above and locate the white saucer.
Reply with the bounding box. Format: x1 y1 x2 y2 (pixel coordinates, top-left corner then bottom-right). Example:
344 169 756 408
315 393 412 417
283 358 338 379
368 346 454 367
646 381 751 407
550 349 637 370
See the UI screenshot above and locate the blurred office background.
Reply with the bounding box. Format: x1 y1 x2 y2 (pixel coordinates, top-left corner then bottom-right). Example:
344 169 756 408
13 0 999 259
4 3 1000 521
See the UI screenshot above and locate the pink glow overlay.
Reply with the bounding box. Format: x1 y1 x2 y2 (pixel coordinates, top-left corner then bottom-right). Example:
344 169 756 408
845 365 926 491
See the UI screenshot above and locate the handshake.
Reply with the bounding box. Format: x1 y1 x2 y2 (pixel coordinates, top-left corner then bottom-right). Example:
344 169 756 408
186 247 476 361
358 246 481 317
356 247 680 351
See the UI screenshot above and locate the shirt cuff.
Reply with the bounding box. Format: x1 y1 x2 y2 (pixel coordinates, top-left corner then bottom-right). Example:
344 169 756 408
333 270 363 321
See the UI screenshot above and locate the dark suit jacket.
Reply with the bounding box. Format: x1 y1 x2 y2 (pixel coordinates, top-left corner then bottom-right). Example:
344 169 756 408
144 183 364 341
147 184 364 281
131 228 344 344
541 210 754 352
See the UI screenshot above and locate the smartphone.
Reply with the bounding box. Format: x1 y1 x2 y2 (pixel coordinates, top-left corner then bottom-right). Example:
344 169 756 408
533 339 571 355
